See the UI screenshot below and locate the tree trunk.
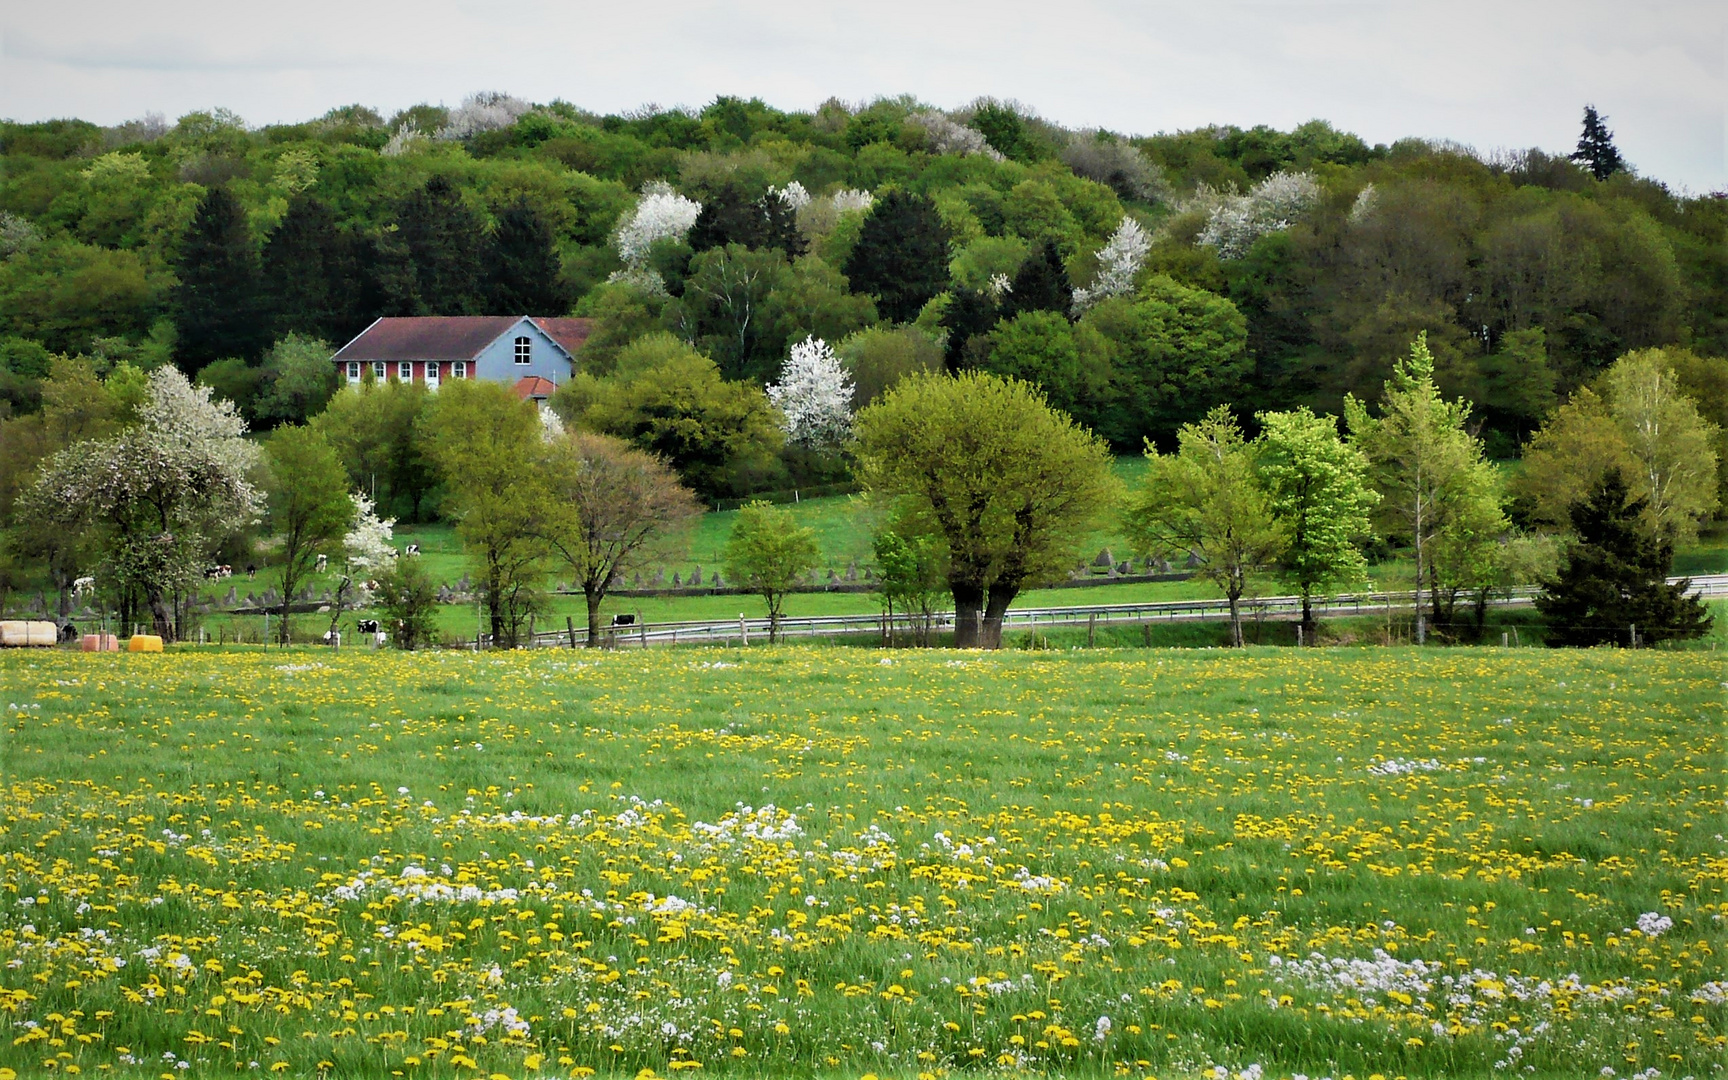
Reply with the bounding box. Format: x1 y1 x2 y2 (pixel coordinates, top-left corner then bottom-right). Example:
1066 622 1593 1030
1299 585 1315 643
982 582 1018 650
767 597 781 644
584 585 604 649
487 562 506 648
147 589 174 642
279 567 298 646
1227 588 1244 647
951 582 985 648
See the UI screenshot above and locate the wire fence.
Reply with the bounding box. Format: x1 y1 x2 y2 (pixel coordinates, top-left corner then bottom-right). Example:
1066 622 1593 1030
479 574 1728 650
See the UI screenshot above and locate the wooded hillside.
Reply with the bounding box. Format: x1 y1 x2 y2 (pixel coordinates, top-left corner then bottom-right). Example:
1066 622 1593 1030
1 93 1722 462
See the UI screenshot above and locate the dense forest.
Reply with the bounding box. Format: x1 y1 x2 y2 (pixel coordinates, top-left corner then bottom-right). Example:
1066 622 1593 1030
1 93 1724 496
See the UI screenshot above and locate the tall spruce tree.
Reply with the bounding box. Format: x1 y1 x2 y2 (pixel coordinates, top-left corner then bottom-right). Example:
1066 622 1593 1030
173 187 268 371
483 201 571 315
1570 105 1626 181
1535 468 1712 647
262 195 344 342
940 287 999 372
843 190 951 323
1001 240 1073 320
397 176 483 315
688 185 805 257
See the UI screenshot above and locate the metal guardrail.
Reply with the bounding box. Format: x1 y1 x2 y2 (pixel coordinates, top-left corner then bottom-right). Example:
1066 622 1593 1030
490 574 1728 650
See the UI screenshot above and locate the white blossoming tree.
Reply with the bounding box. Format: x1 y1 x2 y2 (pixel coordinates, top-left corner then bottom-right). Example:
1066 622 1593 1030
24 368 261 640
1073 216 1151 311
770 181 811 211
343 492 396 574
909 110 1003 159
1195 171 1323 259
830 188 874 215
767 336 854 453
437 91 533 140
612 181 703 265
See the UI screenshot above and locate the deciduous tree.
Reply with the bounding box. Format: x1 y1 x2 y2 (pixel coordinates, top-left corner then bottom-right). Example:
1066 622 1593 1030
1346 333 1496 644
1126 406 1285 646
542 431 701 646
421 379 550 648
723 500 820 643
854 371 1114 648
263 424 354 643
1254 407 1378 638
24 367 260 639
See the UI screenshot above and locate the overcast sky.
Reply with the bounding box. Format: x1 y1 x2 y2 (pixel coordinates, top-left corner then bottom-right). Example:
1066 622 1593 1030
3 1 1722 191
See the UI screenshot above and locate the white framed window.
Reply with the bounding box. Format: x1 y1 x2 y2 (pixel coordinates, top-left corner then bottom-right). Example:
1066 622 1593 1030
346 362 360 383
398 361 413 381
371 362 386 380
514 336 532 364
453 361 468 379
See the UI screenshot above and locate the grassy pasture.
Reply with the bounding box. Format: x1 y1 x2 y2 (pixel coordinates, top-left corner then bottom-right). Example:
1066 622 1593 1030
0 646 1722 1079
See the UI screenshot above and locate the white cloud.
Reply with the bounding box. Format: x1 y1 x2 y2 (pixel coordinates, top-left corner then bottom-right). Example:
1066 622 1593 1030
2 0 1721 190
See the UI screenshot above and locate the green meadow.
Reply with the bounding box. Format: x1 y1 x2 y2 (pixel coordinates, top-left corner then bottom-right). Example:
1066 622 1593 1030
0 645 1721 1079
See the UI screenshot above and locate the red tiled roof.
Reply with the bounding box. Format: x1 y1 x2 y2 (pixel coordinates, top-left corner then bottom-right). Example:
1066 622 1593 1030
531 317 594 356
331 317 522 362
331 316 595 363
513 376 557 400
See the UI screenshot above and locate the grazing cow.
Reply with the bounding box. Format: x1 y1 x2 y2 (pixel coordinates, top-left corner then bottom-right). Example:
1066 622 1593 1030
315 554 328 573
611 613 636 626
403 543 420 557
356 619 380 634
204 565 233 580
246 564 257 580
71 576 96 600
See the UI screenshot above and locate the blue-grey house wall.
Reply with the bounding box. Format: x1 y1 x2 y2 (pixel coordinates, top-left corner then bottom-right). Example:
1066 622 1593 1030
471 319 573 385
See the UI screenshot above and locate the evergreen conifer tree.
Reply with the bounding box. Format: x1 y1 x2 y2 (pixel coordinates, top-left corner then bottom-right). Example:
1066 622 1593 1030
1002 241 1073 320
688 185 805 257
1569 105 1626 181
173 187 268 371
262 195 344 341
483 201 571 315
1535 468 1711 646
843 190 951 323
940 287 999 373
397 176 483 314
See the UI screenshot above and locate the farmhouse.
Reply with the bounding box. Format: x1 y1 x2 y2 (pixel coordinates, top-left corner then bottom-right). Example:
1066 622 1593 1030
331 316 592 396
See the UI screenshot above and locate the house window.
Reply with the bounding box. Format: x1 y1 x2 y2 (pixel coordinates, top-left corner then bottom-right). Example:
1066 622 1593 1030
371 362 386 380
453 361 468 379
346 362 360 383
399 361 413 381
514 336 532 364
425 361 440 386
